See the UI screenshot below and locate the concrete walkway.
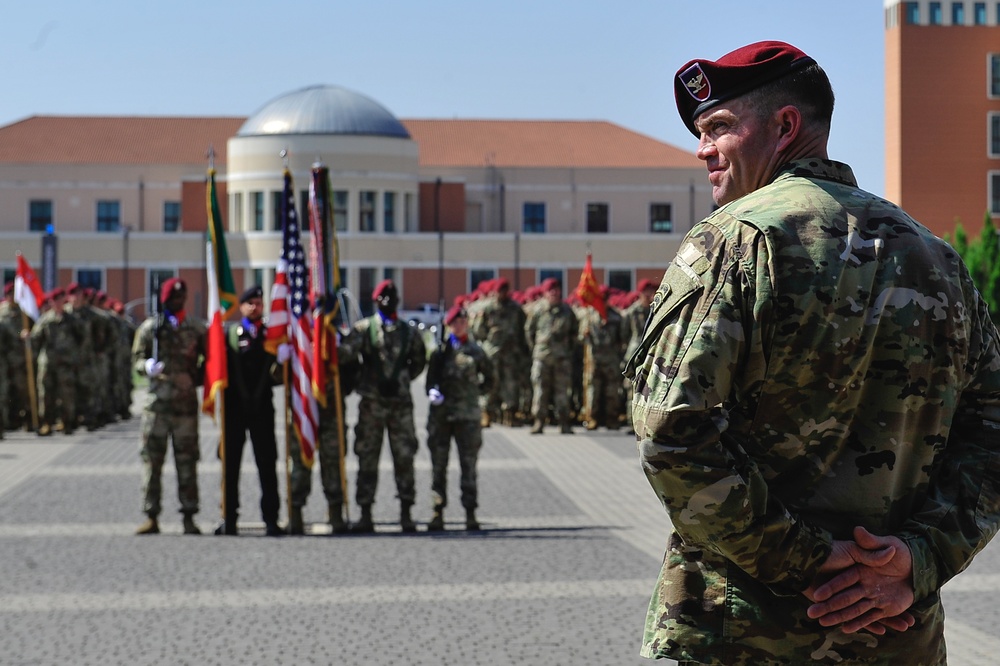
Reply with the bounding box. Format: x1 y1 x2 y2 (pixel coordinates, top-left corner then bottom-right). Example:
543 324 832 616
1 387 998 665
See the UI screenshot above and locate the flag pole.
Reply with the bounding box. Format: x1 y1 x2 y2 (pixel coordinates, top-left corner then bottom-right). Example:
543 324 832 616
20 311 39 432
283 362 292 528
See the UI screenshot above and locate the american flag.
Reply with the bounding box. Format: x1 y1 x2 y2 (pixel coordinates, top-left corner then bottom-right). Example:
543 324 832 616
266 169 319 467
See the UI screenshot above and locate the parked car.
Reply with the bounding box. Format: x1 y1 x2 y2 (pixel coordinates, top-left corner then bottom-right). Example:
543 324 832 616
399 302 444 331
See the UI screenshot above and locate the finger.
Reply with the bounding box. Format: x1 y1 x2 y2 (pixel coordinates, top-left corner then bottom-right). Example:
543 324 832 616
809 567 861 603
807 587 867 620
875 614 914 633
840 606 887 634
852 545 896 568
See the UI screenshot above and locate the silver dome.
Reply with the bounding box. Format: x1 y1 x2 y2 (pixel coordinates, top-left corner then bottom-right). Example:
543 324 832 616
237 85 410 138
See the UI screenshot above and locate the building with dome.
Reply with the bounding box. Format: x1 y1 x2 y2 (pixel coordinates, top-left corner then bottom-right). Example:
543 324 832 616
0 84 711 318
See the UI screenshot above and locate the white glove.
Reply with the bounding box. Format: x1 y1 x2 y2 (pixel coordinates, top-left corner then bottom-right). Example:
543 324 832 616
428 387 445 406
276 343 293 364
145 358 165 377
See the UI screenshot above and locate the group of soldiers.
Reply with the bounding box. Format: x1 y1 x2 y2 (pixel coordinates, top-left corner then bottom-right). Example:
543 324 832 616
0 281 136 438
463 275 657 435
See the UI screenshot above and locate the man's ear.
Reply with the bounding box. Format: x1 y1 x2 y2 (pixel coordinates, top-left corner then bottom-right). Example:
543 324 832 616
774 105 802 151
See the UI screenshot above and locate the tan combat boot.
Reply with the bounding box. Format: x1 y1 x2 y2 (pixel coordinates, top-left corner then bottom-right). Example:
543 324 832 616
465 508 480 531
182 513 201 535
328 504 348 535
135 515 159 535
427 505 445 532
289 506 304 535
400 504 417 533
351 505 375 533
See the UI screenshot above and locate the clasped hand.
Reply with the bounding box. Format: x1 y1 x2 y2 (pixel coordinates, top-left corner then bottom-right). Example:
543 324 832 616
802 526 916 635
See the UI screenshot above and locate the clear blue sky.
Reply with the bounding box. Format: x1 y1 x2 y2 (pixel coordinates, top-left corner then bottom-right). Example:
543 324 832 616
1 0 887 195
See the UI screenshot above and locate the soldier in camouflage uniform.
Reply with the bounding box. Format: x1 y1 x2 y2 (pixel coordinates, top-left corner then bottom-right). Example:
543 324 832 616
625 41 1000 665
470 277 527 427
621 279 656 433
0 313 16 438
66 284 102 430
525 280 577 434
339 280 426 533
577 286 625 430
425 306 493 531
30 287 81 436
108 299 136 420
1 283 29 432
132 278 207 535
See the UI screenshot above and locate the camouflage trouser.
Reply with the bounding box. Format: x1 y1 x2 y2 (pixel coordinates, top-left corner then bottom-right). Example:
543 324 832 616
353 396 417 507
427 416 482 509
7 358 29 427
37 358 76 429
0 366 8 431
289 399 348 509
76 358 98 424
530 355 573 423
583 354 621 424
139 410 200 516
483 349 522 417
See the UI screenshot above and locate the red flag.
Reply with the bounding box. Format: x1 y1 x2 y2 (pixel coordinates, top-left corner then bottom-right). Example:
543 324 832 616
308 166 340 407
267 169 319 467
575 252 607 321
14 253 44 321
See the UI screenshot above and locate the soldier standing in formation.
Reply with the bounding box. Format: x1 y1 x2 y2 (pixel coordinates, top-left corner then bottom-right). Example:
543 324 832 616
576 285 625 430
339 279 426 533
217 286 287 537
525 279 578 435
425 306 493 531
30 287 79 436
469 278 527 427
132 278 206 536
1 283 32 432
66 283 102 431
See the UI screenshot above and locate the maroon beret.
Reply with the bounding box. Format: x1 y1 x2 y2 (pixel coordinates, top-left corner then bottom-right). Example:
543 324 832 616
675 40 815 136
66 281 80 295
372 279 396 300
160 277 186 303
637 278 657 292
444 305 467 326
496 277 510 290
49 287 65 300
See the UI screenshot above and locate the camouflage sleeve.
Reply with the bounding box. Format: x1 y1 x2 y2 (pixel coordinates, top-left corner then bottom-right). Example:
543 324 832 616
132 318 153 375
900 277 1000 601
477 345 494 394
408 324 427 379
636 219 831 592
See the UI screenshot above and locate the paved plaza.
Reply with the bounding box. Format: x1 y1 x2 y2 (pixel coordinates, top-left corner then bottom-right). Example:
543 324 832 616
2 386 1000 665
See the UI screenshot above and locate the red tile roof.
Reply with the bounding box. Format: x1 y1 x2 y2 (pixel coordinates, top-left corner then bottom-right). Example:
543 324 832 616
0 116 699 169
402 119 701 169
0 116 246 165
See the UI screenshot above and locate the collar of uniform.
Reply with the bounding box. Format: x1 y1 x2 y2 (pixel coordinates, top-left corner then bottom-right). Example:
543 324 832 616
769 159 858 189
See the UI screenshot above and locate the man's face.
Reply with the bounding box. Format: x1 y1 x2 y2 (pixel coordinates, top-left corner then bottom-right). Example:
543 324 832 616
240 296 263 322
546 288 561 306
165 290 186 313
694 97 778 206
498 285 510 302
449 316 468 338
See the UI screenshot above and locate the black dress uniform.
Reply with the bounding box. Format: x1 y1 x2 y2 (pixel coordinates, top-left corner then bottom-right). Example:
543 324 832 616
220 312 282 535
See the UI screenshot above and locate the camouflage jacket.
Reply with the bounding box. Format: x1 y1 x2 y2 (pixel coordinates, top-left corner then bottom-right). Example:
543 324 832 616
30 308 82 367
577 305 625 366
471 296 528 358
132 313 207 416
625 160 1000 664
622 298 650 363
526 301 577 361
425 335 494 422
340 314 427 402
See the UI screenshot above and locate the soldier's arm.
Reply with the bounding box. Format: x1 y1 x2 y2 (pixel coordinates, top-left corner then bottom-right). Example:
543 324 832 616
132 320 153 375
636 222 831 593
408 324 427 379
477 346 495 394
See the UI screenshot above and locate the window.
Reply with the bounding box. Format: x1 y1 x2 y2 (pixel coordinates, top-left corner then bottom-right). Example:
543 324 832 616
358 267 377 316
76 269 102 291
469 268 496 293
608 270 632 293
975 2 987 23
383 267 396 283
992 173 1000 214
650 203 673 233
929 2 943 23
163 201 180 232
29 200 52 232
299 190 310 231
334 190 348 232
97 200 121 232
905 1 920 23
383 192 396 232
952 1 965 23
405 193 415 232
991 113 1000 156
586 203 609 233
251 192 264 231
991 54 1000 97
2 268 15 286
252 268 264 289
523 202 546 233
231 192 243 232
359 191 376 232
271 191 283 231
538 268 564 289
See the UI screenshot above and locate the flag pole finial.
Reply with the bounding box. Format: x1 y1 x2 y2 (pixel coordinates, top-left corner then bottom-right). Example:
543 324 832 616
207 144 216 171
280 148 289 168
